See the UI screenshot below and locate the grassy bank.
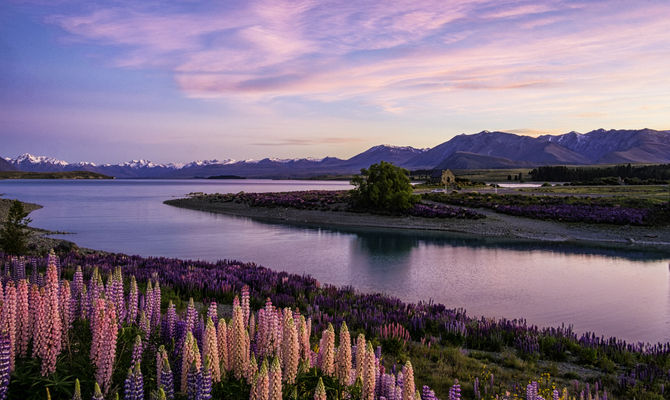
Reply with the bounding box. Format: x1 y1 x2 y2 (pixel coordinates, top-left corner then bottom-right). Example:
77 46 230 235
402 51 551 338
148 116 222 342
0 170 113 179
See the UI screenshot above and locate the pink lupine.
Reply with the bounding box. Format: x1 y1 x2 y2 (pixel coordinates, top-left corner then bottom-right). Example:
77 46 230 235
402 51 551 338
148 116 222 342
401 361 416 400
335 321 352 386
96 301 118 393
281 309 299 384
30 286 44 359
15 280 29 358
248 313 256 340
241 285 250 327
1 283 17 371
230 304 248 380
72 266 83 300
202 318 221 382
180 331 201 392
217 319 229 373
127 276 139 324
58 280 72 346
246 354 258 384
314 377 327 400
41 261 62 376
255 360 269 400
269 357 282 400
362 343 376 400
318 324 335 377
355 334 366 381
297 316 311 363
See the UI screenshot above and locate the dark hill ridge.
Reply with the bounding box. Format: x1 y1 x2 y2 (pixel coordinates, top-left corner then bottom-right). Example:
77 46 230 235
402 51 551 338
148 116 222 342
4 129 670 177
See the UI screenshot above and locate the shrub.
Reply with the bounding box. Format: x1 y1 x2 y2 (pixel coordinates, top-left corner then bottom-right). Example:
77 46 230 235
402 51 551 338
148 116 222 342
350 161 417 212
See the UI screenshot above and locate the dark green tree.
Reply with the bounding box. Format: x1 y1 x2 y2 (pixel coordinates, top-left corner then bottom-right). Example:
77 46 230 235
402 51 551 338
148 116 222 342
1 200 32 255
350 161 417 212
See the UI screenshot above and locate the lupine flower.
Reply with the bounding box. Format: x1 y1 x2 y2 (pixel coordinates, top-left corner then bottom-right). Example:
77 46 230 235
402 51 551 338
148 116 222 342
127 276 138 324
246 354 258 384
31 286 44 359
181 331 202 392
185 298 197 335
151 281 161 332
241 285 250 327
217 319 229 373
202 318 221 382
15 279 29 358
165 301 176 341
318 323 335 376
72 378 82 400
1 282 17 371
230 304 248 380
269 357 282 400
200 357 213 400
41 261 62 376
206 302 218 326
401 361 416 400
314 377 327 400
355 334 366 381
363 343 376 400
186 362 201 400
100 301 119 393
336 321 352 386
59 280 72 346
297 316 311 363
124 363 144 400
281 309 299 384
131 335 143 369
255 360 270 400
92 382 104 400
448 381 461 400
160 357 175 400
0 331 10 400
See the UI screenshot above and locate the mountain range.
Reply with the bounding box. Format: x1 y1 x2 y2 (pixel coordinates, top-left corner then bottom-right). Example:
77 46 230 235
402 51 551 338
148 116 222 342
3 129 669 178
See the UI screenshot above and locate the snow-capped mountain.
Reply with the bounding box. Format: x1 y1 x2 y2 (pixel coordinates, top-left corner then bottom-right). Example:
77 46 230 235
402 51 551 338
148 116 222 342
5 129 670 178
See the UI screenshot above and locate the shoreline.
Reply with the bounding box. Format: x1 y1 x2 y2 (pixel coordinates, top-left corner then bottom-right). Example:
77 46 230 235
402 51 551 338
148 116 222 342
165 197 670 254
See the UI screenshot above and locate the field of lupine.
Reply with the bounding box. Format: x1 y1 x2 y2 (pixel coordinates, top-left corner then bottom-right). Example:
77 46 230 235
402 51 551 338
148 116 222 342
1 251 667 399
423 192 670 226
179 191 484 220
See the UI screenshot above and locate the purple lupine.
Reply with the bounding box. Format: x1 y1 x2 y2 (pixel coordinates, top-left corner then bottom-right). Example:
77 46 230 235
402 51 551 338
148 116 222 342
151 281 161 332
422 386 437 400
206 302 218 327
0 331 10 400
199 358 213 400
165 301 177 341
131 335 143 369
160 357 175 400
448 381 461 400
124 363 144 400
187 362 201 400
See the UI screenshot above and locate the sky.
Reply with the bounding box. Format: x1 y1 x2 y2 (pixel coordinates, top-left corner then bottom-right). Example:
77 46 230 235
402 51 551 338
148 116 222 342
1 0 669 164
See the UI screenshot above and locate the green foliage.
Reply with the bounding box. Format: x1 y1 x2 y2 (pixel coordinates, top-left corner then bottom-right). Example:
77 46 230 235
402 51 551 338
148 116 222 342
350 161 417 212
0 200 32 255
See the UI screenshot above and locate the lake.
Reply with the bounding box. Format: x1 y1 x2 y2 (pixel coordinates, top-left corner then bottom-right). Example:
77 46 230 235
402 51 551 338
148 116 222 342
2 179 669 343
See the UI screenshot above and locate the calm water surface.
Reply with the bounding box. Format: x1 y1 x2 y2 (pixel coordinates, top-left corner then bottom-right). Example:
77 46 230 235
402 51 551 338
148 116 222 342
2 179 669 343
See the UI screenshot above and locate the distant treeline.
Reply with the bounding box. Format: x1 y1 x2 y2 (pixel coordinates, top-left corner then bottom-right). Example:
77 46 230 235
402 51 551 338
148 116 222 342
530 164 670 184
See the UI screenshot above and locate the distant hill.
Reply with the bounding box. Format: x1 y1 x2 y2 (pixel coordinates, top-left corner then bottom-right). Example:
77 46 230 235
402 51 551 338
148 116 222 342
4 129 670 177
0 171 113 180
0 158 16 171
435 152 535 170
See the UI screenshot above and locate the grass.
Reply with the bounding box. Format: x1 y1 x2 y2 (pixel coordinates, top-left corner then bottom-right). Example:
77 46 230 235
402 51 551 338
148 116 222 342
519 185 670 204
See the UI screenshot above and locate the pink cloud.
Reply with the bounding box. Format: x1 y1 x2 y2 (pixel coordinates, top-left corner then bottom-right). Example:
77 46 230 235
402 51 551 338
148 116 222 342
44 0 670 117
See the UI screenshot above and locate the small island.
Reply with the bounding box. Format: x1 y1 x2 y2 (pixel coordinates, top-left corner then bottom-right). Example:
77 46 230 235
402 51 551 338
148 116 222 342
166 162 670 253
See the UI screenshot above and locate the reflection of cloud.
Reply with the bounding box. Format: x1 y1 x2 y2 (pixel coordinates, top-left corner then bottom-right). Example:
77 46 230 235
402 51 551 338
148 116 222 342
39 0 670 117
251 137 365 146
